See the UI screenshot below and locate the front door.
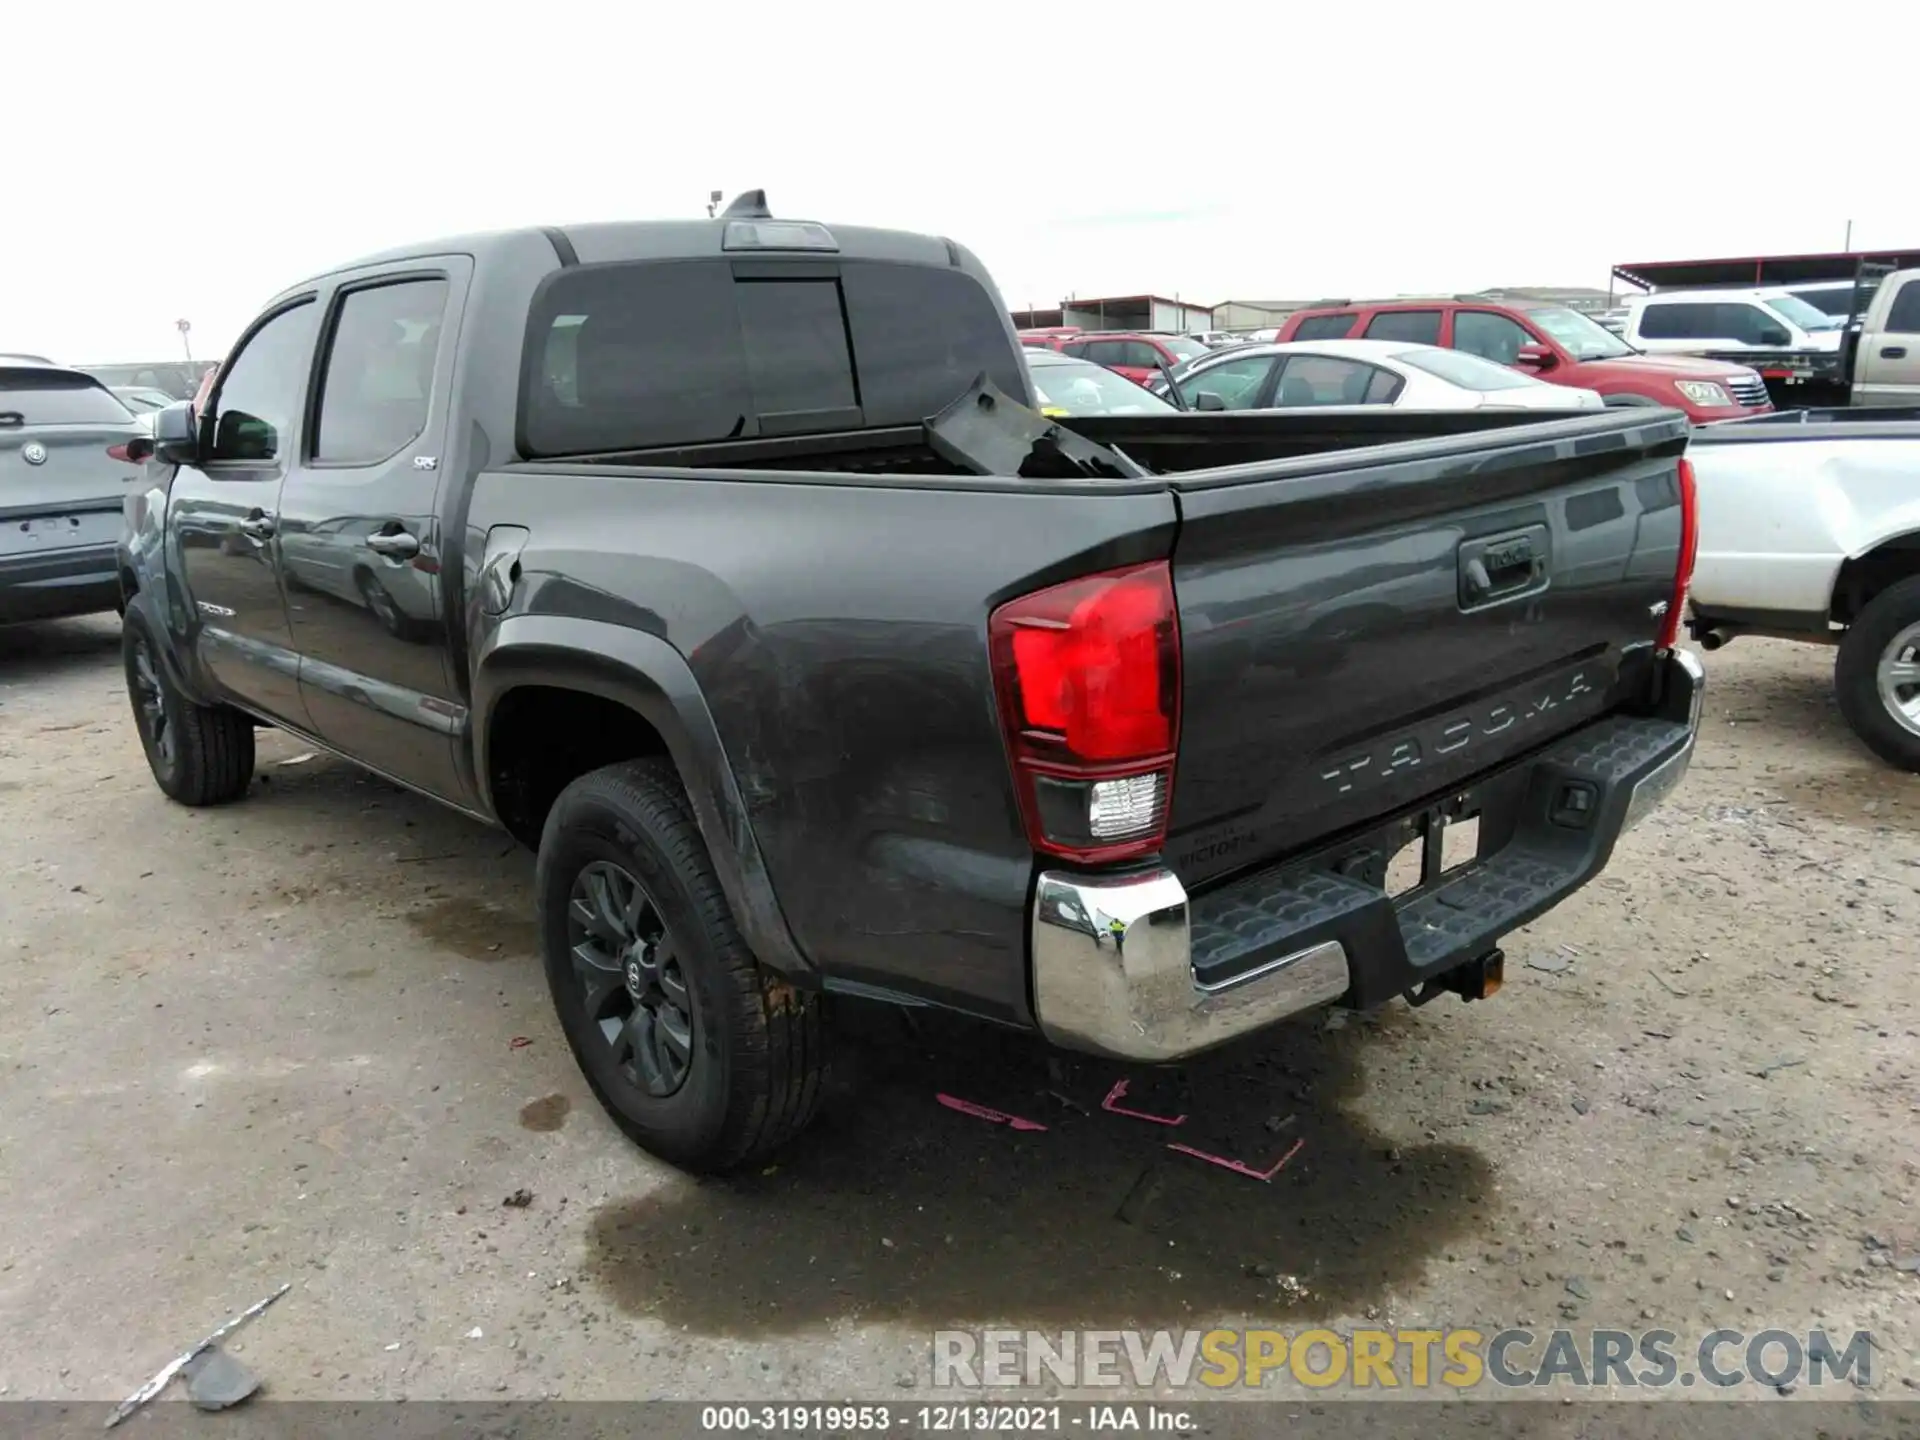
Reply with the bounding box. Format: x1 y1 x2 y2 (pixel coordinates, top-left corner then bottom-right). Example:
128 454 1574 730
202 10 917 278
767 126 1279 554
1857 275 1920 407
275 265 471 804
167 298 319 724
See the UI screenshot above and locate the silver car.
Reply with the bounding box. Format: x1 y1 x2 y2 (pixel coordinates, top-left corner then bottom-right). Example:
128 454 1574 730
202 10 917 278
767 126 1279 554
1 361 145 623
1166 338 1606 413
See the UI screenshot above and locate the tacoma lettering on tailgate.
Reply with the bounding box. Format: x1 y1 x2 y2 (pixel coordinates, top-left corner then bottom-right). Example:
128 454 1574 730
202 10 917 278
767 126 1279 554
1320 668 1597 798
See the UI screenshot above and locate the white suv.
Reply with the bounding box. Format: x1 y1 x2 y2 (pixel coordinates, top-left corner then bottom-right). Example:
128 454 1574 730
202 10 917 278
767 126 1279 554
1622 287 1844 355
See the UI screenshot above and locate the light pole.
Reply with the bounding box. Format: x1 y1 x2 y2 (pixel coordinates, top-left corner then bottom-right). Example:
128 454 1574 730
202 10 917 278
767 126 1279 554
706 190 723 218
176 318 192 363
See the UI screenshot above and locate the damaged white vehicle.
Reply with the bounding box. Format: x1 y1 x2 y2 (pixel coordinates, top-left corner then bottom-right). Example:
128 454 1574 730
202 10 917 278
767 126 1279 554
1688 407 1920 768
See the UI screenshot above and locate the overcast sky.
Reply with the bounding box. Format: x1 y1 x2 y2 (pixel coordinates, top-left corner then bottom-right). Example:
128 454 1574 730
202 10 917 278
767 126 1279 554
9 1 1911 361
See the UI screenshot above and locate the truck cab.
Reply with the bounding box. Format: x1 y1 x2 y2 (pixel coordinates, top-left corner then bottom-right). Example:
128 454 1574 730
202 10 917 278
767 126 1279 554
1852 267 1920 407
1276 299 1772 424
1620 287 1845 357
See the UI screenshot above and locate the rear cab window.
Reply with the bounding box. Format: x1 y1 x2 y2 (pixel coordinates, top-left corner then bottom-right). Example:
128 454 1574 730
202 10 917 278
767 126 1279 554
521 259 1025 458
0 368 135 426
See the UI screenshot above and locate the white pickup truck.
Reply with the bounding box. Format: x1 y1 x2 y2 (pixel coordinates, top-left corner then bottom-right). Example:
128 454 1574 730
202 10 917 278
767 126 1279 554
1688 407 1920 768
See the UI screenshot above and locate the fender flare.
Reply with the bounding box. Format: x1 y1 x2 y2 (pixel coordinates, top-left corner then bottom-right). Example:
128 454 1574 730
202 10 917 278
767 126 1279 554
121 578 215 709
470 614 814 980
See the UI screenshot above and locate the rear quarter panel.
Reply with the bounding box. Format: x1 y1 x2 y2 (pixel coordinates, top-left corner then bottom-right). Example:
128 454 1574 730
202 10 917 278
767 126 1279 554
468 466 1177 1022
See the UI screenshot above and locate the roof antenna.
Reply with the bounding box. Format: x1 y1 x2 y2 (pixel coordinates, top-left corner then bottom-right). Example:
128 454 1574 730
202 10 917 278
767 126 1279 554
720 190 772 220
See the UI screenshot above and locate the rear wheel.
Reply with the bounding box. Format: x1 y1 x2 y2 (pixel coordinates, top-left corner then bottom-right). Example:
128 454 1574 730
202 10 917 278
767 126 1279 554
535 758 828 1172
123 612 256 804
1836 576 1920 771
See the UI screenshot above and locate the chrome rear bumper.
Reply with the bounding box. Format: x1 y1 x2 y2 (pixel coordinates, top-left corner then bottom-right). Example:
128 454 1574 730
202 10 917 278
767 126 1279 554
1030 869 1349 1062
1029 649 1703 1063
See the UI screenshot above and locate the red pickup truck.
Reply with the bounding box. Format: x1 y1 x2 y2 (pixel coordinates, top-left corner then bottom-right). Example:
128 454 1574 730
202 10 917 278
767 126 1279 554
1277 299 1773 424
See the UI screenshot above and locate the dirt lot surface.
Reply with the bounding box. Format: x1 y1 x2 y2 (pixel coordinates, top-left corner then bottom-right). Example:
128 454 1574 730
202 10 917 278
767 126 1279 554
2 615 1916 1407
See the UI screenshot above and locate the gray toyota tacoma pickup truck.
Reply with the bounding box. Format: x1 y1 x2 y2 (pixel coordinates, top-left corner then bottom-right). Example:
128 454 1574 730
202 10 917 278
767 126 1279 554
118 194 1704 1172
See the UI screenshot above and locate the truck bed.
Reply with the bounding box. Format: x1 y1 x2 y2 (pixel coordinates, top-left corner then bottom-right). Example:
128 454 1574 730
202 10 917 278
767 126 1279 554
477 404 1692 1022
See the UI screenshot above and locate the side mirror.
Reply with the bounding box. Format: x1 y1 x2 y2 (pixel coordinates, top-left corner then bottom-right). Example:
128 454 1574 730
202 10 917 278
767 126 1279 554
151 401 201 465
1757 326 1792 347
1513 344 1555 371
1195 391 1228 412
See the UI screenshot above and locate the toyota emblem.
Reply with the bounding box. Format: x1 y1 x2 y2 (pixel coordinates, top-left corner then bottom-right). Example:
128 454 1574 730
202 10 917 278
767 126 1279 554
21 442 47 466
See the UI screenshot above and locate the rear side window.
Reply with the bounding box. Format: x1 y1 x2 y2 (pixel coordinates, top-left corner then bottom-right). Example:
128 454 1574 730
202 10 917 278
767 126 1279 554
1274 356 1389 406
1363 310 1441 344
1291 313 1357 341
1638 302 1779 343
314 278 449 464
0 369 134 425
1886 280 1920 335
1637 303 1714 340
522 258 1023 456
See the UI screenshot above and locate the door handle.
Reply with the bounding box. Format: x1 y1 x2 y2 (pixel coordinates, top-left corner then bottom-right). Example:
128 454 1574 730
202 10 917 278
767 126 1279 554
365 527 421 560
238 512 276 539
1882 346 1908 359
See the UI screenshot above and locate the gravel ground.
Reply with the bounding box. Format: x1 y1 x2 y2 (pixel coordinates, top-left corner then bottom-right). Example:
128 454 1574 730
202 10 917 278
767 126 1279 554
1 614 1915 1406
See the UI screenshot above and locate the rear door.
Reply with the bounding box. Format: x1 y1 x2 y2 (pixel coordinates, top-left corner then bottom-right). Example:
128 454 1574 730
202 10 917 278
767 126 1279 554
1856 273 1920 406
1163 412 1689 888
165 299 319 722
1 366 141 581
276 263 471 803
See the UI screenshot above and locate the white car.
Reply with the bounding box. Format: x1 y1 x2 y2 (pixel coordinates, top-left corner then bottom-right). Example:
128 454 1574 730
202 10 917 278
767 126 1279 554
1620 287 1845 356
1166 339 1605 413
1687 409 1920 769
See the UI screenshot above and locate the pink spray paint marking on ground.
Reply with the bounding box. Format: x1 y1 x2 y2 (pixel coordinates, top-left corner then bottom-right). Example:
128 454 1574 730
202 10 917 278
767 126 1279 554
1166 1135 1304 1182
936 1093 1049 1132
1100 1079 1187 1127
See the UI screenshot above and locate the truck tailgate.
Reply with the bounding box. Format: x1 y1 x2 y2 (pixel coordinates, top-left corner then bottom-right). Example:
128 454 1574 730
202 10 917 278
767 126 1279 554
1164 411 1691 888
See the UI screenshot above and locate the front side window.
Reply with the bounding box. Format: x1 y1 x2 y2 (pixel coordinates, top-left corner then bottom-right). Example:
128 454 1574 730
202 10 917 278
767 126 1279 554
1273 355 1385 406
1886 279 1920 335
1364 310 1441 344
314 278 449 465
211 301 318 462
1175 355 1274 409
1723 303 1787 343
1452 311 1533 365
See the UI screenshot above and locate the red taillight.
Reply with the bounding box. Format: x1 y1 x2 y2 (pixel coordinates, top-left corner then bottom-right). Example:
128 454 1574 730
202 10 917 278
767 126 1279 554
106 442 139 464
990 561 1181 864
1658 457 1699 651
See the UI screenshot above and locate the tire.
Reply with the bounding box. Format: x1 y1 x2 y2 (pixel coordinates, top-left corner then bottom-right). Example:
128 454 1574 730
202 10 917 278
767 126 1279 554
1836 575 1920 771
535 758 828 1172
122 611 256 805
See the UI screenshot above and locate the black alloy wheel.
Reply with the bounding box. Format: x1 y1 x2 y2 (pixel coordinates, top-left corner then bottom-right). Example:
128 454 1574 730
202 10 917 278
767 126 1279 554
128 631 177 774
566 859 697 1098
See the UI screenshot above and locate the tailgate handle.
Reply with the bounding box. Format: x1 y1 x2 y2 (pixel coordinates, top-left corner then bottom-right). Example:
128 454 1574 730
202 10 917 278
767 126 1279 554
1459 527 1549 610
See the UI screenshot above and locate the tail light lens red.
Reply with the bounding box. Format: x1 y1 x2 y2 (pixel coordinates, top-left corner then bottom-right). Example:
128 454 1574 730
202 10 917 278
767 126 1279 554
106 442 139 464
1658 457 1698 651
989 561 1181 863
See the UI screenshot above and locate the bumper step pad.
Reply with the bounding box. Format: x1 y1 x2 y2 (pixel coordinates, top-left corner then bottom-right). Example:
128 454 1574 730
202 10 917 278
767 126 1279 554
1188 713 1693 1005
